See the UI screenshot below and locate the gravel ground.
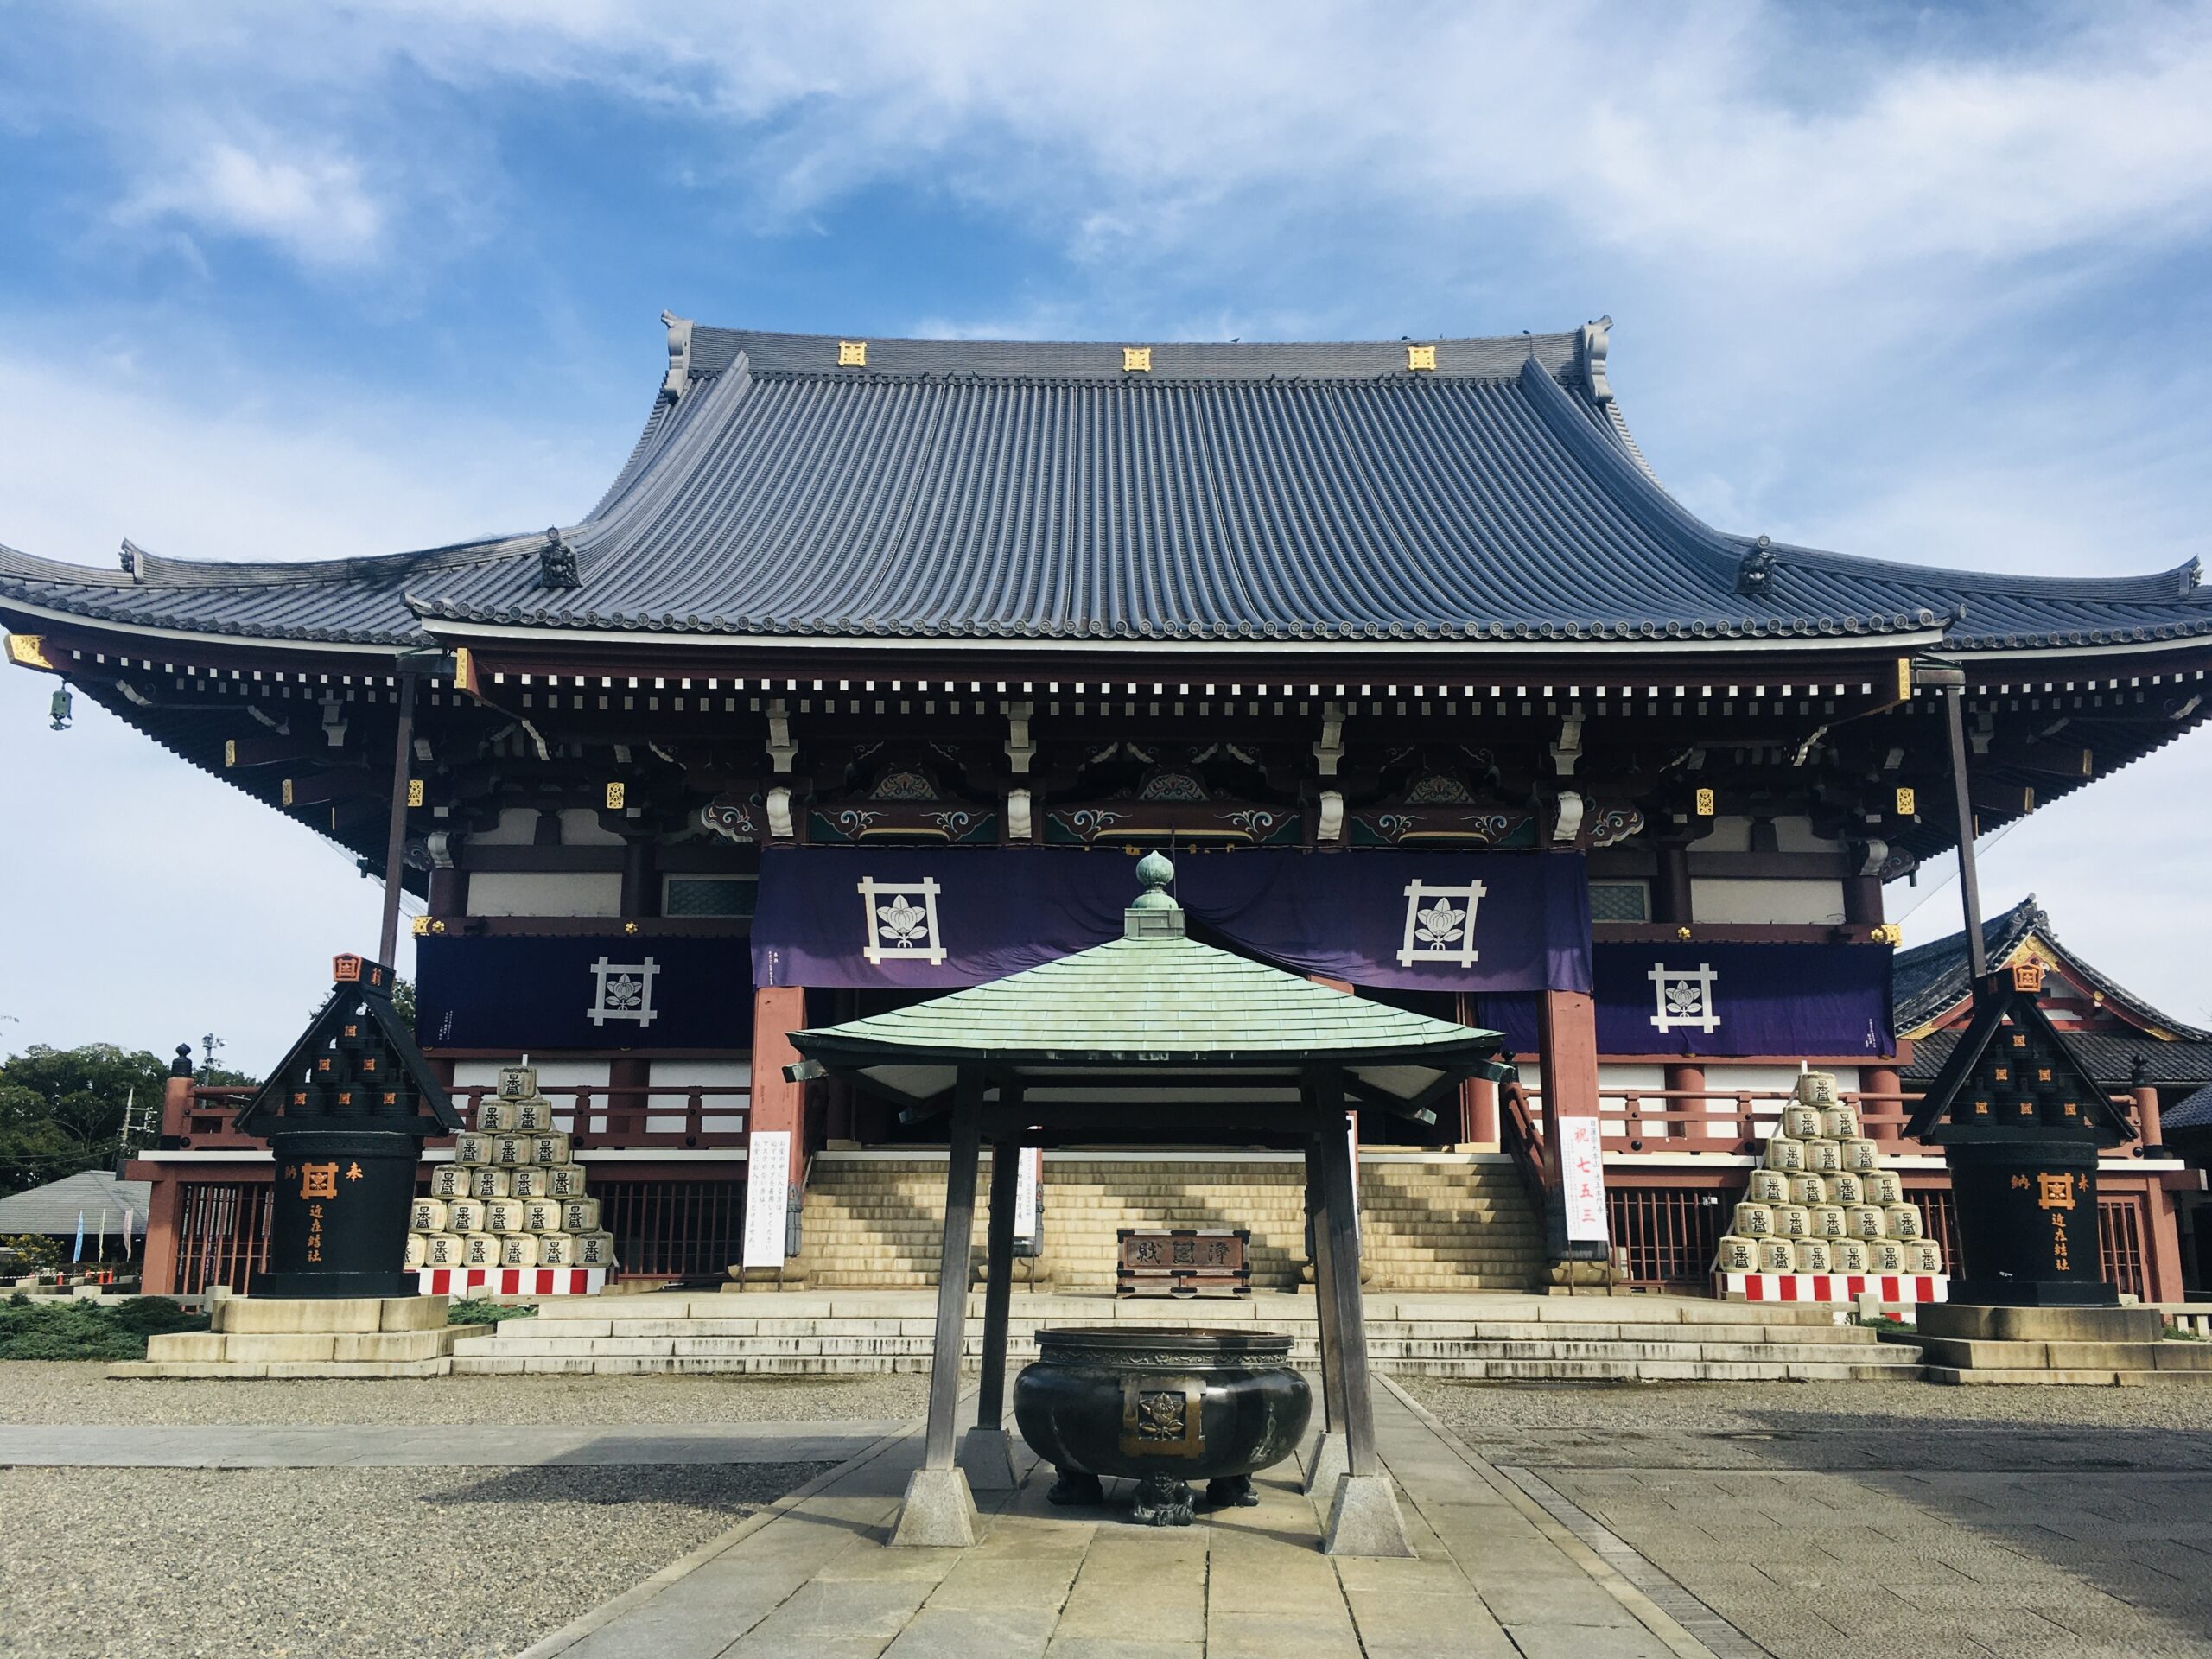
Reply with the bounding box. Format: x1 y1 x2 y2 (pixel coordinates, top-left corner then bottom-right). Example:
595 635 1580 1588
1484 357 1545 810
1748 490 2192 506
0 1462 829 1659
0 1362 931 1427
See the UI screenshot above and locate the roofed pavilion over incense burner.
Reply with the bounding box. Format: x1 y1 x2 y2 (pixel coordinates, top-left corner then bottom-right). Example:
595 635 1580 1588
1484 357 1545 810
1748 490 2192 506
3 316 2206 1301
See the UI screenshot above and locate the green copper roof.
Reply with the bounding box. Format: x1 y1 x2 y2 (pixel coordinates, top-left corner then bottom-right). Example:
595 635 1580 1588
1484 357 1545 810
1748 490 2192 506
796 931 1497 1062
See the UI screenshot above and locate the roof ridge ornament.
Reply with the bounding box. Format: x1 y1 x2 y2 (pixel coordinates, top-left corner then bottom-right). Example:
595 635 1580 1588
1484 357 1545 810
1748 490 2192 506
1579 315 1613 404
1124 850 1185 939
118 537 149 583
538 527 582 590
659 311 694 403
1736 534 1775 598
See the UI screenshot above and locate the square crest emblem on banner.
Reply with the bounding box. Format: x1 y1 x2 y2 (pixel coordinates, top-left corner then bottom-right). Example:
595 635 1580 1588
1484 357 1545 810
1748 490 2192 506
586 956 661 1027
858 875 947 967
1648 961 1720 1034
1396 878 1485 967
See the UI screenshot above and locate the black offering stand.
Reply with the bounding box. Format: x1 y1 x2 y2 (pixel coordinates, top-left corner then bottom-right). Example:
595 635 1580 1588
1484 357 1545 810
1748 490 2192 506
234 954 463 1298
1905 960 2132 1306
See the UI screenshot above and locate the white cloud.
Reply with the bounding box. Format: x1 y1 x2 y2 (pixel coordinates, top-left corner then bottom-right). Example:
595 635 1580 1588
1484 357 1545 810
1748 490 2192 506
117 137 387 268
0 339 612 1061
58 3 2212 286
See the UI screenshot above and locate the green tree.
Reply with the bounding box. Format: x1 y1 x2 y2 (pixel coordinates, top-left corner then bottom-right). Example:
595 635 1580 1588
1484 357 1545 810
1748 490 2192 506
0 1045 168 1198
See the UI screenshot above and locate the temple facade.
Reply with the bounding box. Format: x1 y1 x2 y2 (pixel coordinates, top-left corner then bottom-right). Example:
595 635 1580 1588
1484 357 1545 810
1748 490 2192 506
4 317 2207 1300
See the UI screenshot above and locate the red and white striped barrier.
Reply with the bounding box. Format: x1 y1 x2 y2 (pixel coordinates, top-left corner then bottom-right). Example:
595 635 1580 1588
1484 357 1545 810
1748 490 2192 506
416 1268 607 1298
1717 1273 1948 1305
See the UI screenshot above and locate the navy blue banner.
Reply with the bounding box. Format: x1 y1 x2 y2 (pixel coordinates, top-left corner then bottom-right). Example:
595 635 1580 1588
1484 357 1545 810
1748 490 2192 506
1478 942 1894 1058
751 847 1591 995
416 935 754 1050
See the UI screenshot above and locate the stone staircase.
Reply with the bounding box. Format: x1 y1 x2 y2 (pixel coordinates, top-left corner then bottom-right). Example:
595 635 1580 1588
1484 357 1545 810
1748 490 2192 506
796 1151 1544 1294
448 1290 1925 1382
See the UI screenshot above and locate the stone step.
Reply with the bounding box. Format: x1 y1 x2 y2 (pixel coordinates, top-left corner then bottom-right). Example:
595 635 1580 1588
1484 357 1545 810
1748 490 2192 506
1927 1366 2212 1387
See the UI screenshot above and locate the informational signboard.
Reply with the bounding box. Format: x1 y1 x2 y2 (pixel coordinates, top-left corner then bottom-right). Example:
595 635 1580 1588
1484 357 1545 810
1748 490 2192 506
742 1131 792 1267
1012 1147 1043 1255
1560 1116 1610 1244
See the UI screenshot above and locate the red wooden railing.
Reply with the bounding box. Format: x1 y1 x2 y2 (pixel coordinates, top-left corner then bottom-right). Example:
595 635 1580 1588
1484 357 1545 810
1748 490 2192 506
1510 1085 2149 1156
169 1083 750 1151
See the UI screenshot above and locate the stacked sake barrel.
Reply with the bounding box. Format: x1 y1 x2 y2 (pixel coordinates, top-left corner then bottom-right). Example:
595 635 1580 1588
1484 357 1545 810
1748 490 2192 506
404 1064 618 1277
1713 1071 1945 1279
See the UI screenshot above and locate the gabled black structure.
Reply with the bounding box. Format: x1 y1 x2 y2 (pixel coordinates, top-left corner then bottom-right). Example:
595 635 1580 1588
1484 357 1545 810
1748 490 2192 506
1906 969 2133 1147
241 954 461 1298
1910 967 2129 1306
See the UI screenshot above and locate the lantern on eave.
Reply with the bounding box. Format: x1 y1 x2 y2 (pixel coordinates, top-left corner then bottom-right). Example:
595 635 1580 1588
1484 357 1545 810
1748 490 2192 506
1905 961 2133 1307
232 953 465 1298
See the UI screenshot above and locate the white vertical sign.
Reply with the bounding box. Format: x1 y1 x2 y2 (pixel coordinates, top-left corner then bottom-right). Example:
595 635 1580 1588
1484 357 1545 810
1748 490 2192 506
1013 1147 1043 1250
742 1131 793 1267
1347 1113 1362 1242
1560 1116 1609 1243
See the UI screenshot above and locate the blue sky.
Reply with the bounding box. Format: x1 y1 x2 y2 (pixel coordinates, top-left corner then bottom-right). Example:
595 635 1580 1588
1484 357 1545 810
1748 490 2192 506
3 1 2211 1061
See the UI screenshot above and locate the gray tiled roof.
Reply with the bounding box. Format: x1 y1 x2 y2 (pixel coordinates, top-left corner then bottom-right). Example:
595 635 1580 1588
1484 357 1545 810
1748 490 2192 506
0 1168 150 1236
2164 1083 2212 1132
1896 894 2212 1043
5 321 2209 651
1908 1027 2212 1088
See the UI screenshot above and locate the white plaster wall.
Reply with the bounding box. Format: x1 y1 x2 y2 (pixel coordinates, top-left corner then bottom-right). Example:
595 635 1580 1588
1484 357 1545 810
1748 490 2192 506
1772 816 1842 852
467 871 623 917
648 1059 753 1135
468 806 626 848
470 807 545 847
451 1058 613 1135
1691 877 1847 925
1597 1063 1666 1141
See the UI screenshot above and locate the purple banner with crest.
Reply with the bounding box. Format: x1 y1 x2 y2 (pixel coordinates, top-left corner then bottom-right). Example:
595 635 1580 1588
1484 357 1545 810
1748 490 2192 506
751 848 1591 995
1477 941 1894 1058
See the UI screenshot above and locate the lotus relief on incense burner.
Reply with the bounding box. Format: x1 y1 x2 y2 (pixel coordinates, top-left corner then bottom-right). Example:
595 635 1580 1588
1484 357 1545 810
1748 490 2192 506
1013 1327 1311 1525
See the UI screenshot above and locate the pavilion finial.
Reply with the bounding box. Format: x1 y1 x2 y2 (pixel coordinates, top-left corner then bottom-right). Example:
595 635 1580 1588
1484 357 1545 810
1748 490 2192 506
1125 850 1184 938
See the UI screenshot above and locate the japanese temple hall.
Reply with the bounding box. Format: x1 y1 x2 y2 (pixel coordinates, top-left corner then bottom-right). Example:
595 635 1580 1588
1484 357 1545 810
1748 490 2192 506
5 317 2209 1304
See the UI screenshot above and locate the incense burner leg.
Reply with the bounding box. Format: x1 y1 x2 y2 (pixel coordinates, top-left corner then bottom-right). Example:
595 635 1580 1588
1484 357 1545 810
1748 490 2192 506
1131 1471 1195 1527
1047 1466 1103 1506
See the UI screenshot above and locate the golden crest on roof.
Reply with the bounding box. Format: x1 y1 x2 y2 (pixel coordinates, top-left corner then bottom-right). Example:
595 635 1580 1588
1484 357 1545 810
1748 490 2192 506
838 340 868 366
1122 346 1152 372
1406 344 1437 372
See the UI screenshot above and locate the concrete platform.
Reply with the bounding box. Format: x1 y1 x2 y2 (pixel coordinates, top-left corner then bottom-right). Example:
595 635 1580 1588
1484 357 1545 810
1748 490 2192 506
110 1294 463 1379
518 1377 1745 1659
1911 1302 2209 1385
452 1290 1923 1385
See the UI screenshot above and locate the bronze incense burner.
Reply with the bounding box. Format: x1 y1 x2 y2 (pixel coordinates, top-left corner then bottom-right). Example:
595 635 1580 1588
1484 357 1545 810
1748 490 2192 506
1013 1326 1310 1525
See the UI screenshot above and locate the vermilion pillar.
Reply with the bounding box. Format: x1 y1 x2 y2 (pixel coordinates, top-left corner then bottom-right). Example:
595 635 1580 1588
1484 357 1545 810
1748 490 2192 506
1661 1063 1704 1144
2133 1084 2164 1152
1536 988 1604 1258
1864 1063 1904 1142
135 1165 184 1296
750 984 809 1189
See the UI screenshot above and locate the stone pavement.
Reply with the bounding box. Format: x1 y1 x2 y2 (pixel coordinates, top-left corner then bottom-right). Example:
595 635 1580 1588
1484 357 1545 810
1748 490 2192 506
1416 1389 2212 1659
0 1421 906 1468
521 1380 1743 1659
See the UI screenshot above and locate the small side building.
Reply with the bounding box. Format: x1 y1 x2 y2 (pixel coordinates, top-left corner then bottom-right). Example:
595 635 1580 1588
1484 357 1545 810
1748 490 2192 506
1897 896 2209 1299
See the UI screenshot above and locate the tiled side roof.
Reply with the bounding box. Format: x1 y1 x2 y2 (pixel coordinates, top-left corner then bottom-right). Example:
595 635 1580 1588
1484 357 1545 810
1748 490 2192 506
1895 894 2211 1042
4 321 2209 650
1893 897 2046 1029
1907 1027 2212 1088
2164 1083 2212 1132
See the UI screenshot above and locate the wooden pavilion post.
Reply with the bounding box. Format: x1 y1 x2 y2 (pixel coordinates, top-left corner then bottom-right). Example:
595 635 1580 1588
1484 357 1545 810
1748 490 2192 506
892 1066 984 1547
1300 1146 1347 1497
960 1125 1023 1491
1307 1066 1413 1558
